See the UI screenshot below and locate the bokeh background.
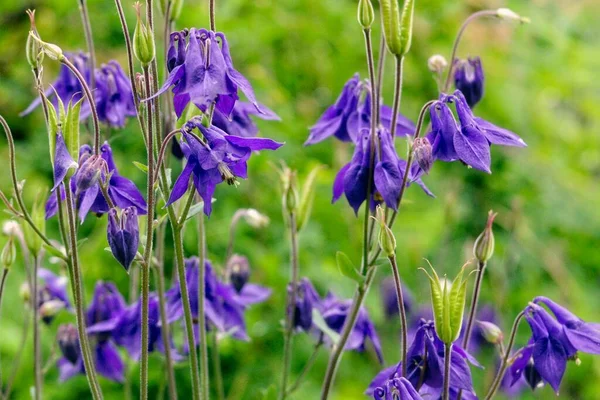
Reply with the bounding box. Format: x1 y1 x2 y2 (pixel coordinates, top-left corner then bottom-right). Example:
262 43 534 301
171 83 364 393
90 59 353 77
1 0 600 398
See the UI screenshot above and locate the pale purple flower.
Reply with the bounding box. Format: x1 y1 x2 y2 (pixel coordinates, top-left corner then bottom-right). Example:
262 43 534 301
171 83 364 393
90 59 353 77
94 61 136 127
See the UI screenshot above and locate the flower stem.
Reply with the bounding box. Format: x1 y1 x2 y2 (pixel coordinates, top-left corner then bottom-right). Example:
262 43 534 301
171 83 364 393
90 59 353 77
225 209 245 260
140 65 156 400
63 183 103 399
375 33 386 124
153 222 178 400
114 0 140 108
0 269 8 319
286 340 323 396
484 310 526 400
32 255 42 400
320 266 376 399
389 55 404 143
443 343 452 400
388 255 408 377
211 333 225 400
77 0 96 91
279 211 299 400
173 224 202 400
209 0 216 31
196 206 210 400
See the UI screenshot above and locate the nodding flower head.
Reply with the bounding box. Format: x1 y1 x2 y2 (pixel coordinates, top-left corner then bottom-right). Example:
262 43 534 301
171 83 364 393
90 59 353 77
57 324 80 364
107 207 139 272
453 57 485 107
226 254 250 293
94 61 137 128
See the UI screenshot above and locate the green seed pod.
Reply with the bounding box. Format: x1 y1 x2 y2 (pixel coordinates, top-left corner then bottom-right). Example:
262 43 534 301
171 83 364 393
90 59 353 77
22 195 46 257
133 2 156 66
374 206 396 257
473 210 497 264
25 10 44 69
398 0 416 55
379 0 403 56
64 97 84 168
1 237 17 269
357 0 375 30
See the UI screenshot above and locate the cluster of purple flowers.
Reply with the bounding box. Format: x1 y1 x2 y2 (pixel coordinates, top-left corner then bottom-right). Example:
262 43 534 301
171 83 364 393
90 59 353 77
23 52 136 128
42 256 270 382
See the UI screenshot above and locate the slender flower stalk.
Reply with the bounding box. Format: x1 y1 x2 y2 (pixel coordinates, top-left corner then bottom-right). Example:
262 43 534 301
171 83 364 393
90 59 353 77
209 0 216 31
388 255 408 377
211 333 225 400
32 255 42 400
0 269 8 317
114 0 141 107
77 0 96 90
63 183 103 399
461 260 487 350
389 56 404 143
279 212 299 400
443 343 452 400
286 341 323 396
197 206 210 400
484 310 526 400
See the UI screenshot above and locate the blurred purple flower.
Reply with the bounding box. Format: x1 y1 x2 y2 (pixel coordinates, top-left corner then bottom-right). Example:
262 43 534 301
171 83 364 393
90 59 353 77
37 268 71 324
288 278 321 332
166 118 282 216
453 57 484 108
212 101 280 138
94 61 136 128
380 277 414 321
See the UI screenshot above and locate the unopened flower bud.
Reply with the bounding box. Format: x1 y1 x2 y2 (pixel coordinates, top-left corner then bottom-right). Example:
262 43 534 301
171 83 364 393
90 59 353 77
476 320 503 344
226 254 250 293
107 207 139 272
133 2 156 66
1 237 17 269
281 169 298 214
496 8 530 24
75 154 104 192
473 210 497 264
57 324 80 364
20 282 31 303
357 0 375 29
427 54 448 74
25 10 44 69
242 209 270 229
375 206 396 257
28 32 63 61
39 299 66 323
413 137 433 174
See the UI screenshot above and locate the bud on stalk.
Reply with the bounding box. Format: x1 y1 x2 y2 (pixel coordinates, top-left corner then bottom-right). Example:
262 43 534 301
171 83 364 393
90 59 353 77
374 206 396 257
133 2 156 67
25 10 44 69
357 0 375 30
1 237 17 269
473 210 497 264
476 320 503 345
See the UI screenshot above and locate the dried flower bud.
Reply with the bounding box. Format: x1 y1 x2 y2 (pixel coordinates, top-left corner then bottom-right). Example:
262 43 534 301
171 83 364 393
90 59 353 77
57 324 80 364
75 154 104 192
226 254 250 293
496 8 530 24
39 299 66 323
357 0 375 29
242 209 270 229
374 206 396 257
473 210 497 264
427 54 448 74
20 282 31 303
133 2 156 66
25 10 44 69
413 137 433 174
476 320 503 344
1 237 17 269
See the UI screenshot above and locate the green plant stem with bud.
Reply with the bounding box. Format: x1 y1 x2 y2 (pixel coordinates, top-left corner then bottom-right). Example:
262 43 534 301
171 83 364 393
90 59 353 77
197 203 210 400
279 211 299 400
388 255 409 376
443 343 452 400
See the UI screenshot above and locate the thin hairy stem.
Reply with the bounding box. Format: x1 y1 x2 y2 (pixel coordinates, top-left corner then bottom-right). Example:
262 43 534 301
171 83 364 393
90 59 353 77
443 343 452 400
286 340 323 396
32 256 42 400
225 210 245 260
197 208 210 400
114 0 140 107
389 56 404 143
211 333 225 400
0 269 8 319
388 256 408 377
375 33 386 124
209 0 216 31
279 212 299 400
77 0 96 90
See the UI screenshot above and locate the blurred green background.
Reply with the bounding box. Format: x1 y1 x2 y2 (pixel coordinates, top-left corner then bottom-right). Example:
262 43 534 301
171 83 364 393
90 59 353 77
1 0 600 398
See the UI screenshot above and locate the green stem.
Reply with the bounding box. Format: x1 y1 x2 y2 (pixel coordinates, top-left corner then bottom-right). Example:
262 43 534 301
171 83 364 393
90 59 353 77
279 212 299 400
197 208 210 400
286 340 323 396
389 56 404 143
211 332 225 400
209 0 216 31
320 267 376 399
461 261 487 350
32 256 42 400
484 310 526 400
64 184 103 399
77 0 96 91
0 269 8 319
388 255 408 377
114 0 140 107
443 343 452 400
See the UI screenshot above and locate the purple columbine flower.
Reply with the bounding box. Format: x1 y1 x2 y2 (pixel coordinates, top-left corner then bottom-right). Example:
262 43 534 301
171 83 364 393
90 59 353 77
212 101 280 138
37 268 71 324
372 377 423 400
288 277 321 332
154 29 259 117
58 282 125 382
305 74 415 146
94 61 137 128
22 51 91 117
46 142 147 222
453 57 484 108
367 320 479 398
426 90 526 173
225 254 251 293
166 257 271 342
167 118 282 216
332 128 433 215
107 207 139 272
380 277 414 321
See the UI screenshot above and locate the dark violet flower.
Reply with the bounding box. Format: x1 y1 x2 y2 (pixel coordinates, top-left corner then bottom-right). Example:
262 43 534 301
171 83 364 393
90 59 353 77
332 129 432 214
94 61 136 128
37 268 71 323
380 277 414 321
107 207 139 272
52 132 78 191
372 377 423 400
57 324 80 365
367 320 478 398
305 75 415 146
153 29 259 117
289 277 321 332
46 142 147 222
86 282 126 335
426 91 526 173
213 101 280 138
225 254 250 293
22 51 91 117
167 118 282 216
453 57 484 108
75 154 104 192
166 257 271 342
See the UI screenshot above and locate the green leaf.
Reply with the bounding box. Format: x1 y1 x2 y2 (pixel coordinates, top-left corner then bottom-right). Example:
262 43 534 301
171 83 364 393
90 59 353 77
296 165 322 232
421 265 446 341
43 243 66 259
336 251 365 284
449 267 469 342
76 237 88 249
133 162 149 174
311 309 340 345
399 0 416 55
64 97 83 161
380 0 402 55
184 198 216 221
44 96 59 164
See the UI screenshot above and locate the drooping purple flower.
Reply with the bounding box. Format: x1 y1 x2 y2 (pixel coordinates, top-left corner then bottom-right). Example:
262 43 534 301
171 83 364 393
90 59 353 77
212 101 280 138
332 128 433 214
225 254 250 293
367 320 478 398
372 377 423 400
453 57 484 107
46 142 147 222
166 118 282 216
52 133 78 191
94 61 137 128
426 91 526 173
288 278 321 332
37 268 71 324
22 51 91 117
153 29 259 117
380 277 414 321
107 207 139 272
166 257 271 342
305 75 415 146
463 304 499 354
